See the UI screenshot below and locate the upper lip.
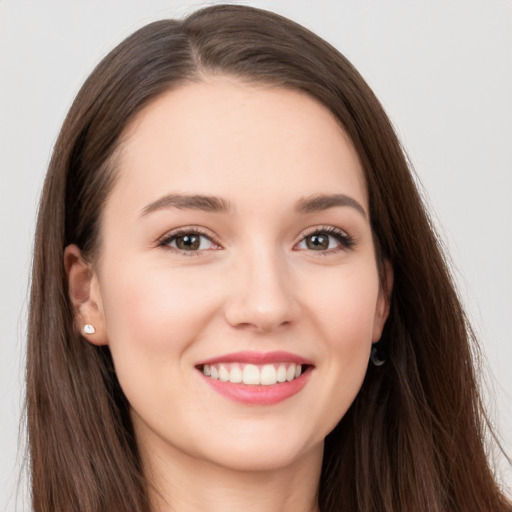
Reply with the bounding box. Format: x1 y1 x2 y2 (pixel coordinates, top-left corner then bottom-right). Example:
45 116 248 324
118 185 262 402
196 351 313 366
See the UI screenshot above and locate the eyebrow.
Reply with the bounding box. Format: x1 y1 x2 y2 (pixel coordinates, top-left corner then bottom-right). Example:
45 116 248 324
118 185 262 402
295 194 367 218
139 194 235 217
139 192 366 218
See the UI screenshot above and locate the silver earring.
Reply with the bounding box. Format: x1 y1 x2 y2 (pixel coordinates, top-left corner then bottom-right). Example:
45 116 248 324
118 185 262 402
83 324 96 335
370 344 385 366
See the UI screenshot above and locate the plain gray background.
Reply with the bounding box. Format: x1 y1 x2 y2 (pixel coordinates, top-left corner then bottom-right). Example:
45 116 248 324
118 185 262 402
1 1 511 509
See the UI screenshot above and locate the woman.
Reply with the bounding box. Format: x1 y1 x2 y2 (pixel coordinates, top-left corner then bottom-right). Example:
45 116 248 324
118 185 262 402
26 4 510 512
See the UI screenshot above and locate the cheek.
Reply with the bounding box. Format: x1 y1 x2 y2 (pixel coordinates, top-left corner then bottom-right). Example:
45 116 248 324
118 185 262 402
303 265 380 428
101 258 217 339
308 263 381 347
98 259 222 390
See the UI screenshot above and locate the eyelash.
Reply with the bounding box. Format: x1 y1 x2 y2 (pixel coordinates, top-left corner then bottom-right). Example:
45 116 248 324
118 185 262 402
158 228 221 256
157 226 355 255
297 226 355 254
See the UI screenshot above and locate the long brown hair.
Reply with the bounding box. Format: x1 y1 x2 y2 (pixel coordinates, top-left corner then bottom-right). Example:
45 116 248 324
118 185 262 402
27 4 510 511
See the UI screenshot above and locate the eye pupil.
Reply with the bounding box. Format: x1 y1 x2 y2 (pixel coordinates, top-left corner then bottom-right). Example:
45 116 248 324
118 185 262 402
306 234 329 250
177 234 200 250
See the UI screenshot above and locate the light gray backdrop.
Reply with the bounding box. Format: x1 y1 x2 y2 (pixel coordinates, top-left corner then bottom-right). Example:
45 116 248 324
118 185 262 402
1 1 510 509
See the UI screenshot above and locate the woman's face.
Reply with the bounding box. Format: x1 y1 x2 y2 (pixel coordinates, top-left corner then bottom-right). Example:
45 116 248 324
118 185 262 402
81 78 390 472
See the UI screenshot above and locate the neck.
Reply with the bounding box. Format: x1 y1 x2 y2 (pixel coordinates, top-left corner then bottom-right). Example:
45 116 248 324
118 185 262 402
141 436 323 512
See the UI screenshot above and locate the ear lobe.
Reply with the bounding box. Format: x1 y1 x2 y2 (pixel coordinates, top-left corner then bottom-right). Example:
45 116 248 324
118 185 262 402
372 260 393 341
64 244 108 346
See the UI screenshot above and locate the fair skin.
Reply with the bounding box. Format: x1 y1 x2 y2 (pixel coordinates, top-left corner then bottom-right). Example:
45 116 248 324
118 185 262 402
66 78 391 512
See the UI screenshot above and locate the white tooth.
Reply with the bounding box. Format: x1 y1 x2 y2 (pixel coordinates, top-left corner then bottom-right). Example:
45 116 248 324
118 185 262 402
219 365 230 382
286 364 296 382
230 365 243 383
277 364 287 383
295 364 302 378
243 364 260 385
210 365 219 379
203 364 211 376
260 364 277 386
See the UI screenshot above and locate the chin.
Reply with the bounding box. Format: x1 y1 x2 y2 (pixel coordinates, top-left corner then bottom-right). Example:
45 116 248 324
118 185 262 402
192 423 325 473
207 440 322 473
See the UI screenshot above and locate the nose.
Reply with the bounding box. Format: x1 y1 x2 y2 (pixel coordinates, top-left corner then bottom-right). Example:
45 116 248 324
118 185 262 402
223 246 298 333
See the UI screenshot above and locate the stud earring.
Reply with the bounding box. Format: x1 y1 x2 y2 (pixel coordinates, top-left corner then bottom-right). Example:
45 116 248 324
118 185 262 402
370 344 386 367
83 324 96 335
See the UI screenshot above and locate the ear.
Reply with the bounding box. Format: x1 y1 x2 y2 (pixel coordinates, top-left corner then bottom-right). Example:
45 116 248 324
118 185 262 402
64 244 108 346
372 260 393 341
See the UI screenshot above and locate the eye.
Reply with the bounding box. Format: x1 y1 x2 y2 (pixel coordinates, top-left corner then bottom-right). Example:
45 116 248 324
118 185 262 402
295 227 354 252
159 229 220 253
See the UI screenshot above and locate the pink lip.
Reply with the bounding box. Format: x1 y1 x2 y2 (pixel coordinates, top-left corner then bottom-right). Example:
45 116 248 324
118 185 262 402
197 350 313 366
200 369 312 405
196 351 314 406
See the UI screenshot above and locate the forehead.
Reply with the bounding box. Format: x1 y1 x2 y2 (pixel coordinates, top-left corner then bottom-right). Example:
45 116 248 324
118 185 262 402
110 78 367 217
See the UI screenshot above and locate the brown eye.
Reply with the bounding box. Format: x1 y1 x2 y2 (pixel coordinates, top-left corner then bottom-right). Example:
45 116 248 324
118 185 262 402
162 231 218 252
295 228 354 253
305 234 329 250
175 234 201 250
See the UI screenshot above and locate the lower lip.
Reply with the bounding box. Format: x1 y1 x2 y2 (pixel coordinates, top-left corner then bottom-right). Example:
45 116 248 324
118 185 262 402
200 369 311 405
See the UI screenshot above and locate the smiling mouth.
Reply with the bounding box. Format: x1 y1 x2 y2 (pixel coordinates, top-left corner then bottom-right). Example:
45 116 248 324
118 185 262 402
197 362 310 386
